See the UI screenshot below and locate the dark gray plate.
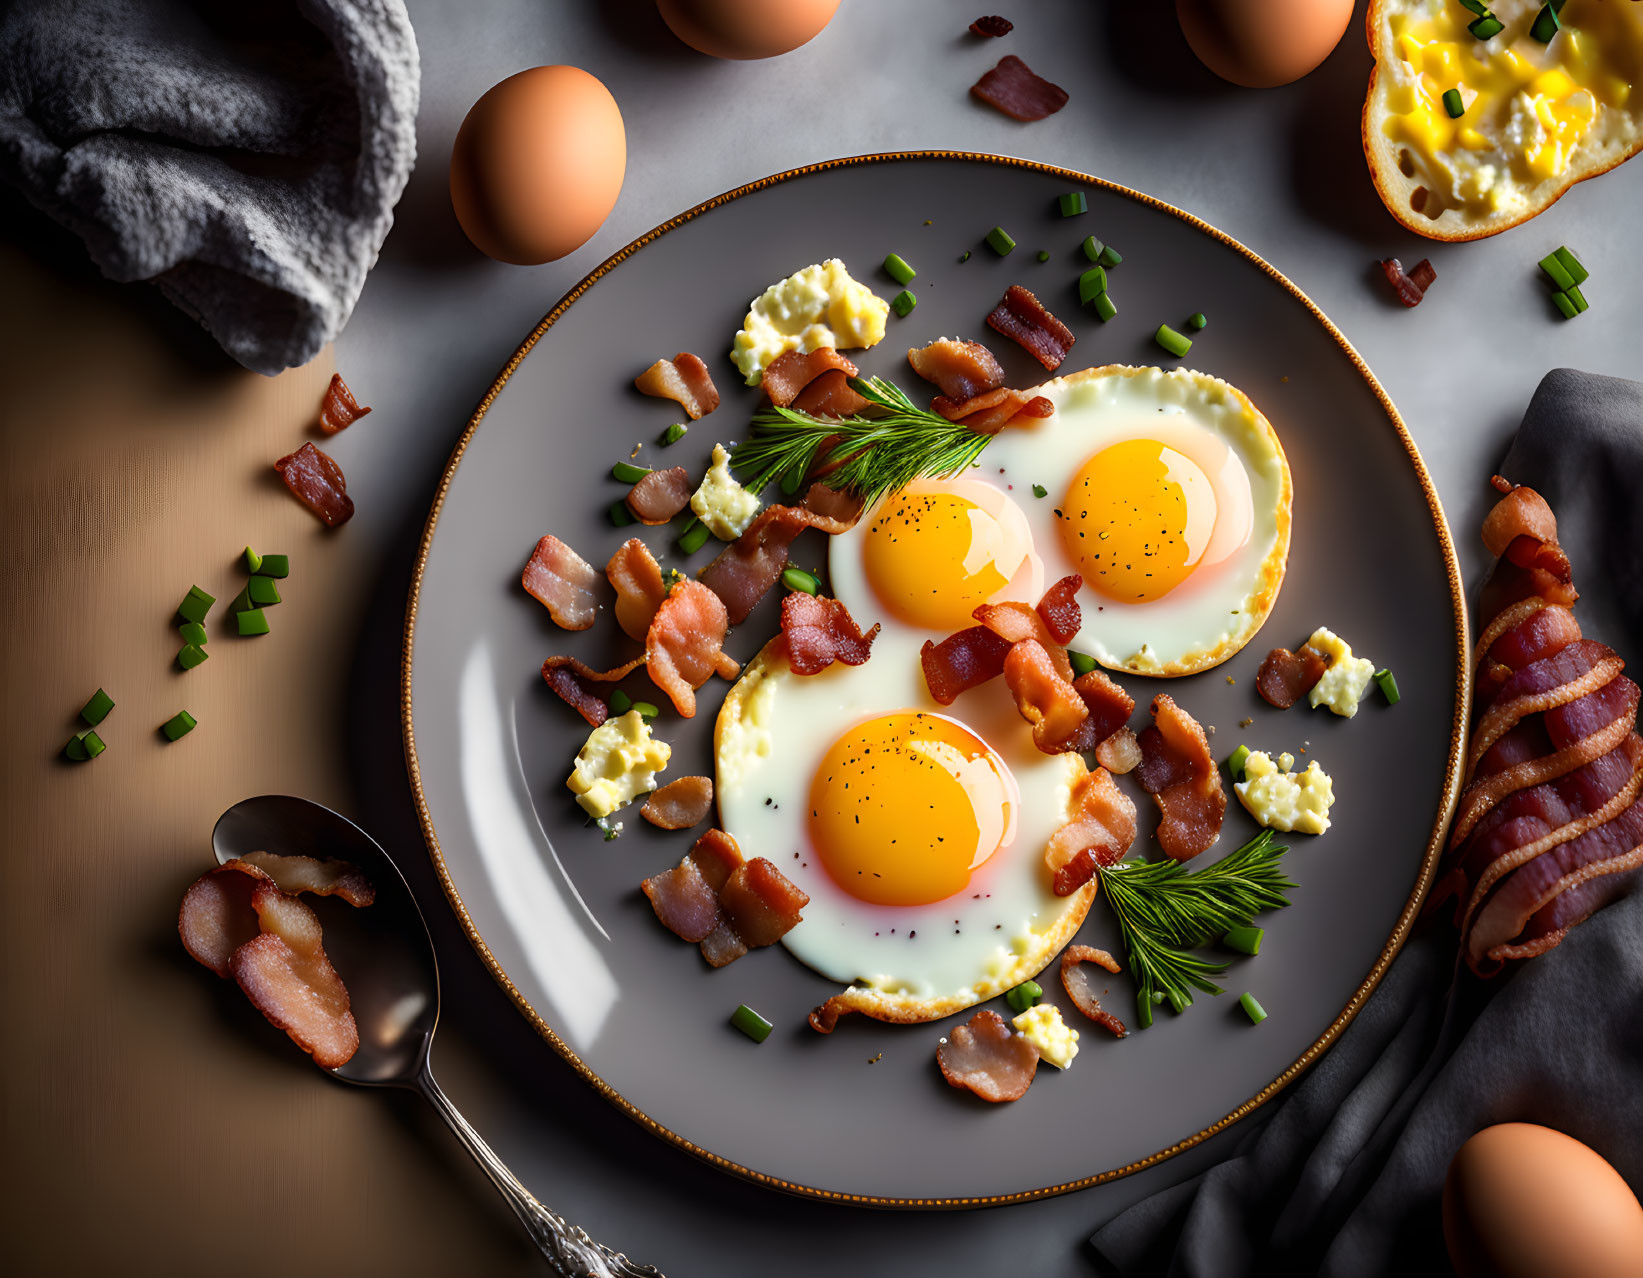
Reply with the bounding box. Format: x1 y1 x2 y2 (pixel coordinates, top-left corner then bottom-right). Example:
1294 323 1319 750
403 153 1468 1206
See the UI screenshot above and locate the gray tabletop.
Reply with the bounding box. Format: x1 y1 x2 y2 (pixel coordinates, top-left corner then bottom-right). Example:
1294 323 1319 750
334 2 1643 1273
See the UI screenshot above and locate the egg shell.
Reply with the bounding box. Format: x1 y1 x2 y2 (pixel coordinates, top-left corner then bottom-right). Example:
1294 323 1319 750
449 66 625 266
1443 1122 1643 1278
657 0 839 61
1175 0 1353 89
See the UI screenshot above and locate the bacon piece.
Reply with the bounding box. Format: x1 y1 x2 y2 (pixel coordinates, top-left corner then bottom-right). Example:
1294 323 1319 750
624 466 693 525
1478 605 1582 689
1060 945 1128 1037
1097 726 1142 775
238 850 374 908
930 386 1053 430
635 353 719 419
1468 640 1623 774
700 924 748 968
1510 847 1643 956
640 776 714 830
920 625 1013 705
231 880 358 1069
1045 767 1136 895
1136 695 1227 861
719 857 810 948
907 338 1006 402
1036 574 1083 644
973 600 1074 682
987 283 1075 370
274 442 354 527
318 372 371 434
780 593 880 675
937 1008 1039 1102
179 860 275 976
1255 644 1329 709
970 15 1012 36
970 55 1068 123
809 997 850 1034
645 580 736 717
1380 257 1435 307
1054 671 1136 755
1481 481 1560 559
699 484 862 625
522 534 602 630
761 348 859 408
606 538 669 641
790 369 872 418
641 857 721 944
1005 640 1088 753
688 828 744 891
540 655 645 727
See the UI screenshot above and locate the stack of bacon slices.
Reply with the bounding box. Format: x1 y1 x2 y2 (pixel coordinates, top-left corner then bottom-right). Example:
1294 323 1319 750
1434 478 1642 975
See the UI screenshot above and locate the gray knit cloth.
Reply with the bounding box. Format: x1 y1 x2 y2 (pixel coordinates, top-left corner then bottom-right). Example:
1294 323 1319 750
0 0 418 375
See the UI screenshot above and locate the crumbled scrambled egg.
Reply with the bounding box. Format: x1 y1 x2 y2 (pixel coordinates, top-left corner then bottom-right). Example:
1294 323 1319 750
1012 1003 1079 1069
1306 627 1376 718
566 710 670 819
1235 750 1334 835
730 259 889 385
690 443 761 540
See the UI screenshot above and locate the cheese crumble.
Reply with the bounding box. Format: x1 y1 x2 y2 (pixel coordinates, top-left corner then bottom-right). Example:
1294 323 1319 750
690 443 761 540
1012 1003 1079 1069
567 710 670 818
1307 627 1376 718
730 259 888 385
1235 750 1335 835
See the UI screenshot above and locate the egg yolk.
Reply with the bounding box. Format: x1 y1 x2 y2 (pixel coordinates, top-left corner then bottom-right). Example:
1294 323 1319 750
862 484 1025 629
808 712 1015 906
1058 439 1217 603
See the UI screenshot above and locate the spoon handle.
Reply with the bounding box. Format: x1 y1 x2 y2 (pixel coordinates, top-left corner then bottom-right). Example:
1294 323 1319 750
418 1069 662 1277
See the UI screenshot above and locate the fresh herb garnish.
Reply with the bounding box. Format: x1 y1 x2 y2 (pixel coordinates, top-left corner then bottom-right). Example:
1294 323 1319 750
732 375 993 507
1099 829 1293 1026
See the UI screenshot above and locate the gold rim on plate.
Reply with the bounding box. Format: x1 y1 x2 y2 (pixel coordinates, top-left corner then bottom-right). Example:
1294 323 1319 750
400 150 1471 1209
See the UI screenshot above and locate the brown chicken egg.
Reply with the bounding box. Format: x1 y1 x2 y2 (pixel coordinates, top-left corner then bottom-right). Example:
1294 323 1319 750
1176 0 1353 89
657 0 840 61
1444 1123 1643 1278
449 66 626 266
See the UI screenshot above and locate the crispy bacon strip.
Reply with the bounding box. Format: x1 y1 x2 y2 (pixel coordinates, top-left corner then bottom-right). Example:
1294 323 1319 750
931 386 1055 435
937 1009 1039 1102
1054 670 1136 756
780 593 880 675
239 851 374 908
232 881 358 1069
635 353 719 419
522 535 602 630
625 466 694 525
761 348 858 407
642 858 721 944
645 580 736 717
920 625 1013 705
1136 695 1227 861
641 776 714 830
540 655 646 726
699 484 862 625
607 538 668 641
1045 767 1136 895
970 54 1068 123
1481 479 1559 558
720 857 810 948
907 338 1005 402
974 601 1073 682
1468 640 1623 775
1060 945 1128 1037
179 860 274 976
1255 644 1329 709
318 372 370 434
1005 640 1088 753
986 284 1074 371
274 442 354 527
1096 726 1142 775
1036 573 1083 644
790 369 872 418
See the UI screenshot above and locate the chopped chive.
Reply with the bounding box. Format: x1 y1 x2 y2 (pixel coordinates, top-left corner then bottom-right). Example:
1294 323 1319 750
1069 651 1098 677
1081 235 1103 263
632 701 661 720
612 461 651 484
1539 252 1576 292
161 710 197 741
176 586 215 625
79 729 106 760
1187 312 1207 330
1165 988 1190 1016
176 643 209 671
1092 291 1117 323
258 554 290 579
1155 324 1193 358
662 422 688 445
1058 191 1087 217
730 1003 773 1043
1442 87 1465 118
179 621 208 648
1566 284 1589 314
1468 14 1503 38
1226 744 1251 782
1078 265 1108 305
1097 244 1123 269
80 688 115 726
1552 290 1579 319
883 253 916 285
677 519 711 555
248 575 281 607
1223 925 1264 955
959 250 971 263
1005 980 1042 1013
1552 245 1588 286
229 586 253 616
1374 667 1401 705
608 689 633 716
610 500 635 527
1457 0 1490 13
891 289 917 317
1239 992 1268 1025
1036 250 1050 263
1529 2 1560 42
1136 989 1154 1029
237 608 270 637
243 546 262 573
985 226 1015 256
781 566 820 595
1032 483 1049 499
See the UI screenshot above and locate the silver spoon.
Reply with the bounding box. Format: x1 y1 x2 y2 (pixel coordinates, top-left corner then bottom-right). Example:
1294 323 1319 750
212 794 661 1278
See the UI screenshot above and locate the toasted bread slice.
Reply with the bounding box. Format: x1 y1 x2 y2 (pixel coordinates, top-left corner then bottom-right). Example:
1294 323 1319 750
1363 0 1643 241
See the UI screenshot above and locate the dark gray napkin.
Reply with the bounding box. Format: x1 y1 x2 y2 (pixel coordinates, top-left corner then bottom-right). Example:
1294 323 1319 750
1091 367 1643 1277
0 0 418 376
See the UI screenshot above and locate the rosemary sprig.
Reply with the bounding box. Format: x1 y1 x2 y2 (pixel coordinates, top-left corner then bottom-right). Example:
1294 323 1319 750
1099 829 1295 1027
731 375 992 506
